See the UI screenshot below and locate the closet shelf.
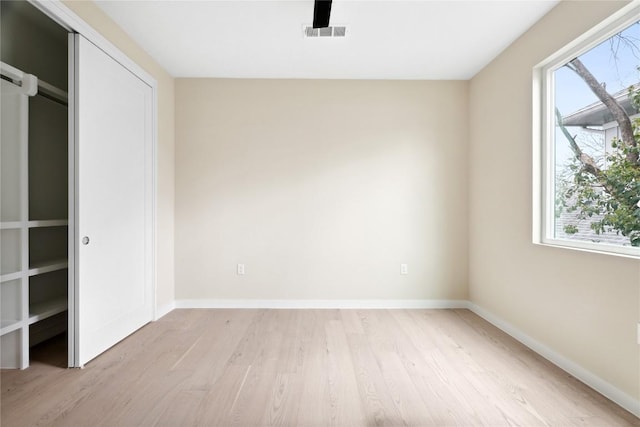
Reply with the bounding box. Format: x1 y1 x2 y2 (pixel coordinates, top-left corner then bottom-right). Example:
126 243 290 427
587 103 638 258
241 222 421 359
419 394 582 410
1 271 23 283
28 298 67 325
0 221 23 230
28 260 68 277
1 220 68 230
28 220 68 228
0 319 23 336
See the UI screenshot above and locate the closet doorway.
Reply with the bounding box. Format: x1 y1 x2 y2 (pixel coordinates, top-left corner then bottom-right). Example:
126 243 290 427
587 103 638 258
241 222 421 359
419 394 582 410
0 0 156 369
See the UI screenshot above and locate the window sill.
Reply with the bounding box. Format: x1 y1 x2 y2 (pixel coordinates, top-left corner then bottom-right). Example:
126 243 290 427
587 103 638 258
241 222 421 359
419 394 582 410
536 238 640 260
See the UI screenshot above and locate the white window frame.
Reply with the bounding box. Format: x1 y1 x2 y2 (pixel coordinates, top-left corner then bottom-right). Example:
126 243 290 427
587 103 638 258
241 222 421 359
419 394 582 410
533 0 640 259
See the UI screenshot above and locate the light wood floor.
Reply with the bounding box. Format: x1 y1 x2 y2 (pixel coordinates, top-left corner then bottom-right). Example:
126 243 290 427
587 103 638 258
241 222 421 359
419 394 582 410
1 309 638 426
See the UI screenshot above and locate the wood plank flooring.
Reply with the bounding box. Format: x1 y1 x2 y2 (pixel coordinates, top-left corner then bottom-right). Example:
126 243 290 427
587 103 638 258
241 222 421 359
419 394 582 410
1 309 638 426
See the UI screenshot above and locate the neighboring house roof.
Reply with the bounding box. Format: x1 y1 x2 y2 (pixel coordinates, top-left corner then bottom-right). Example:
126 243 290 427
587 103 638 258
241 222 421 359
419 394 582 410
555 209 630 246
563 84 638 126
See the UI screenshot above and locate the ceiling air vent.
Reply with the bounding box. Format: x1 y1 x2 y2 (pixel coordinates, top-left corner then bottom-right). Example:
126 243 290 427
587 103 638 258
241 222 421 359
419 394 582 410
332 26 346 37
303 25 347 38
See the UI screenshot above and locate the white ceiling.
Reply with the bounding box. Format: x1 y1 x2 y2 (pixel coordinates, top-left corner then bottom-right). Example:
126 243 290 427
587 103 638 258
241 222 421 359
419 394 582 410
95 0 559 80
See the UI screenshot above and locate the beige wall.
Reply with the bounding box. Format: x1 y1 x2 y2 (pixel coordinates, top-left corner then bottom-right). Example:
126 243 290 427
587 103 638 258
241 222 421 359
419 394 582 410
469 0 639 400
63 0 175 310
175 79 468 301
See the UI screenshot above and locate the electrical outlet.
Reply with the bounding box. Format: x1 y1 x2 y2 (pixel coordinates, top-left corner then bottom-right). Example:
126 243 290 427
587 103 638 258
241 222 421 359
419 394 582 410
237 264 245 275
400 264 408 275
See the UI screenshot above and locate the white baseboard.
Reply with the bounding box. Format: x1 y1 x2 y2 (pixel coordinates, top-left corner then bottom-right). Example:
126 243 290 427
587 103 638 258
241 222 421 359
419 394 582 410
174 298 469 310
467 302 640 418
155 301 176 320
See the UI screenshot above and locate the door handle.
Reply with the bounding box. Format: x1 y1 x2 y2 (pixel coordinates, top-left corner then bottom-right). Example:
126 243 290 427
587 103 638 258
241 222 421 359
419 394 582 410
82 236 90 245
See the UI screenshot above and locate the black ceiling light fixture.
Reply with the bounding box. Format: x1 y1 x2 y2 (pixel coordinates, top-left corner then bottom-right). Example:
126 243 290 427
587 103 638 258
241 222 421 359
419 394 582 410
313 0 332 28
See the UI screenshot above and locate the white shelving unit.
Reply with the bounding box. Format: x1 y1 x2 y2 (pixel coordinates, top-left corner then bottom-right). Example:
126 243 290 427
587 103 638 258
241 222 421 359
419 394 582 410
29 220 68 228
1 73 31 369
28 297 68 325
29 259 68 277
0 319 23 336
1 62 69 369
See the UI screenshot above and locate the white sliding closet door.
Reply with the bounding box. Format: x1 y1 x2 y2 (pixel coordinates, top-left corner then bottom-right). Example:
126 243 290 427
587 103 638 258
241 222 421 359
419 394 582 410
74 34 153 366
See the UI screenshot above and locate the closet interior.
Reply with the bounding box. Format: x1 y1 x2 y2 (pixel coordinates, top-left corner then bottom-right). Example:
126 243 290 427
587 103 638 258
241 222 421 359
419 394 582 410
1 0 70 369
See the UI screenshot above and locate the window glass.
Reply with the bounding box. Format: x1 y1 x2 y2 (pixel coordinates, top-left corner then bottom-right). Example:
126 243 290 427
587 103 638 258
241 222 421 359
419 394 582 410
550 20 640 250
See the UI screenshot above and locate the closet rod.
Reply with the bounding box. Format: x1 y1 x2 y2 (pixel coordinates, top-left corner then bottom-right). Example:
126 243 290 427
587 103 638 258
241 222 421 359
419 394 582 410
38 80 68 106
0 61 68 106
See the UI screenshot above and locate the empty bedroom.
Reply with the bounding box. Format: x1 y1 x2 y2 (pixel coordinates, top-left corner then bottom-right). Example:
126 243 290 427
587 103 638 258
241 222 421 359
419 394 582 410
1 0 639 425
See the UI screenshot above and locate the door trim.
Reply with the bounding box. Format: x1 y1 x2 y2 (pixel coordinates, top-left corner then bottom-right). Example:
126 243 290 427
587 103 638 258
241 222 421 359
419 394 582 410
28 0 158 368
